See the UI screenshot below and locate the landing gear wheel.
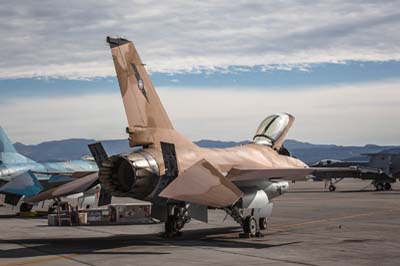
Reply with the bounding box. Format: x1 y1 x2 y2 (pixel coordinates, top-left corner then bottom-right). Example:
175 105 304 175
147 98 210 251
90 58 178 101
384 183 392 191
259 217 267 230
48 201 58 214
165 215 178 237
20 202 33 212
163 205 190 238
329 184 336 192
376 183 384 191
243 216 257 236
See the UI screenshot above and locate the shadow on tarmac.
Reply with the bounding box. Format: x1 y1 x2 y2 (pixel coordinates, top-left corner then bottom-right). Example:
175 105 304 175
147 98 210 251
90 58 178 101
289 189 399 194
0 226 301 259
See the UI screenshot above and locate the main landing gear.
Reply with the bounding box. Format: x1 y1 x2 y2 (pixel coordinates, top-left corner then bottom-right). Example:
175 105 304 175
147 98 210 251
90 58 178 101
374 182 392 191
163 204 269 238
19 202 33 213
164 204 191 238
326 178 343 192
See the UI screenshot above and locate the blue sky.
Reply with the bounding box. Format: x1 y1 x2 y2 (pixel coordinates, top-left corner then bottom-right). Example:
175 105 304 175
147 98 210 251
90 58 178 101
0 1 399 145
1 61 400 97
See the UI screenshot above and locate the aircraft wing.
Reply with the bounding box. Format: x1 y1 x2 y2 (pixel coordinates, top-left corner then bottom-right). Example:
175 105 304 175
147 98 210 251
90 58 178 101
159 159 243 208
311 166 387 180
227 166 314 181
227 166 365 182
159 161 373 208
31 170 97 179
29 173 99 202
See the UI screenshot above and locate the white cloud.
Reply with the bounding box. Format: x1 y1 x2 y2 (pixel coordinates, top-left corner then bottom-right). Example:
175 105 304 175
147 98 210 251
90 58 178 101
0 0 399 78
1 80 399 145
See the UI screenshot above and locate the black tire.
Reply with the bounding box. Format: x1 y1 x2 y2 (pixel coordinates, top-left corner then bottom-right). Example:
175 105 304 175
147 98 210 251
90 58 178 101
48 202 57 214
329 185 336 192
259 217 267 230
376 183 384 191
20 203 33 212
165 215 178 234
384 183 392 191
243 216 257 235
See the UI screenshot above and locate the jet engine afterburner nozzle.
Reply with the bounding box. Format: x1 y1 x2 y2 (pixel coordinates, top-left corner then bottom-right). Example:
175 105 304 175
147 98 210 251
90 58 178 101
98 151 160 200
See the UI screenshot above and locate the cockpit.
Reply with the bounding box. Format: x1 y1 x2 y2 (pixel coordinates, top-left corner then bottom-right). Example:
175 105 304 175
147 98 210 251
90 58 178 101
253 113 293 149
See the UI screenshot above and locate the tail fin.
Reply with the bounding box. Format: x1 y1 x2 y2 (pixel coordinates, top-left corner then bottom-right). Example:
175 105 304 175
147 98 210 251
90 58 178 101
107 37 173 130
107 37 192 148
0 127 35 165
0 127 17 154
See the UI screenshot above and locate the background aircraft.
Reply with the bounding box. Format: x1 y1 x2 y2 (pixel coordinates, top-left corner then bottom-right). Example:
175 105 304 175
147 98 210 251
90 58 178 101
89 37 363 237
0 126 99 211
312 153 399 191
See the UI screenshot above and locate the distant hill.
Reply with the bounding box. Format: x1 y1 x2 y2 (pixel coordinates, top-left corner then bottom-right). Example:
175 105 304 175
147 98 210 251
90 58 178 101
14 138 399 164
284 142 395 163
380 147 400 154
14 139 96 162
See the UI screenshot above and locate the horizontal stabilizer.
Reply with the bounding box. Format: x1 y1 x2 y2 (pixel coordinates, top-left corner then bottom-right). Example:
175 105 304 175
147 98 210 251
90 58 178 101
159 159 242 208
48 175 75 183
26 188 56 203
0 171 43 196
29 173 98 202
32 170 97 179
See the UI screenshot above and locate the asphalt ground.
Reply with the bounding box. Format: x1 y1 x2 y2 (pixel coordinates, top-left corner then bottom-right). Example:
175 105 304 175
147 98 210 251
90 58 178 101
1 179 399 266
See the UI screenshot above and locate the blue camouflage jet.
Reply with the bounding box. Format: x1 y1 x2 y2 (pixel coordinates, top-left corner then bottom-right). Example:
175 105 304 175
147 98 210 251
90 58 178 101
0 127 99 212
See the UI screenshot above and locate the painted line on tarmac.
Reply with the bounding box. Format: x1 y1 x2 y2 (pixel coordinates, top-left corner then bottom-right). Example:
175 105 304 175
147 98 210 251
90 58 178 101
0 254 80 266
270 208 400 232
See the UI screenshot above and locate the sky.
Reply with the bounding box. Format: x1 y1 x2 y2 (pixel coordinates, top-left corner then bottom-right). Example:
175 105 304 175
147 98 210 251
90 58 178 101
0 1 399 145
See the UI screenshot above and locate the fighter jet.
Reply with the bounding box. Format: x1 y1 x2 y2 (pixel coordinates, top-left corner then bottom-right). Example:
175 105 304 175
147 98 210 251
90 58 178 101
312 153 399 191
90 37 362 237
0 127 99 211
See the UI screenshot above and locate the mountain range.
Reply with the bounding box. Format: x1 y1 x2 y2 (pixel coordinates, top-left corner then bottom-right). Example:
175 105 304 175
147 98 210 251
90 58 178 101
14 138 399 164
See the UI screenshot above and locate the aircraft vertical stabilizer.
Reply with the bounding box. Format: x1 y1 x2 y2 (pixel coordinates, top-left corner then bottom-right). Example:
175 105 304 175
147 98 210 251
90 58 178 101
0 127 17 154
0 127 35 164
106 37 195 148
107 37 173 131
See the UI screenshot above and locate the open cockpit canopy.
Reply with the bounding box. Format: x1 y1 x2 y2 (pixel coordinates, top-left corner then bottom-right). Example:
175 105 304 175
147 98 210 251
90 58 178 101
253 113 294 150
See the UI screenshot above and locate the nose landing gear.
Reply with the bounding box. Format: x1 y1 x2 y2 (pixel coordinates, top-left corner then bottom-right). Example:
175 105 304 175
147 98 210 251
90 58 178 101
240 215 267 238
259 217 267 230
243 216 257 235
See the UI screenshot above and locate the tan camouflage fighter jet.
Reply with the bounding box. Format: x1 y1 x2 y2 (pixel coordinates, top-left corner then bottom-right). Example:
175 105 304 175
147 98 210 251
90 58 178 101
89 37 359 237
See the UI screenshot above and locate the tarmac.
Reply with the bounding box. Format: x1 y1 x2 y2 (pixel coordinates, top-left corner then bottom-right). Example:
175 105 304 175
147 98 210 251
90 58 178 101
0 179 399 266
